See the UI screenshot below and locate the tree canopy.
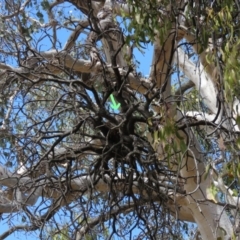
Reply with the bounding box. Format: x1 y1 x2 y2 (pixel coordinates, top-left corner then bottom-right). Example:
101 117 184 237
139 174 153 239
0 0 240 239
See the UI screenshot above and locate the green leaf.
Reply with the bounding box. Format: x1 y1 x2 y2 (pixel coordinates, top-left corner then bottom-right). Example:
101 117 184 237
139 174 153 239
236 115 240 127
204 164 211 180
36 11 43 19
206 183 218 203
41 0 50 10
22 216 27 223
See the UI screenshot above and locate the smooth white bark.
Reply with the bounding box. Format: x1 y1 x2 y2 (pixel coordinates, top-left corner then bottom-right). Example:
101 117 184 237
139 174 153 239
175 48 221 117
0 1 238 239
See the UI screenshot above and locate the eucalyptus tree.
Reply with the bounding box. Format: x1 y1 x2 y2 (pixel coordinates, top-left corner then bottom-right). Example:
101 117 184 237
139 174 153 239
0 0 240 239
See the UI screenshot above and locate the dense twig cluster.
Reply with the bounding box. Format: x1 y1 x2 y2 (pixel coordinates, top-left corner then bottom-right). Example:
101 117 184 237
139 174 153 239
0 0 240 239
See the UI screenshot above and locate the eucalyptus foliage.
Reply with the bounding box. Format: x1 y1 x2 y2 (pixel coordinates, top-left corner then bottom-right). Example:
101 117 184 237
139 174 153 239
0 0 240 239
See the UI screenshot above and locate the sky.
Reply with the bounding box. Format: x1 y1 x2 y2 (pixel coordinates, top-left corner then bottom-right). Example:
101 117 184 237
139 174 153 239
0 3 154 239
